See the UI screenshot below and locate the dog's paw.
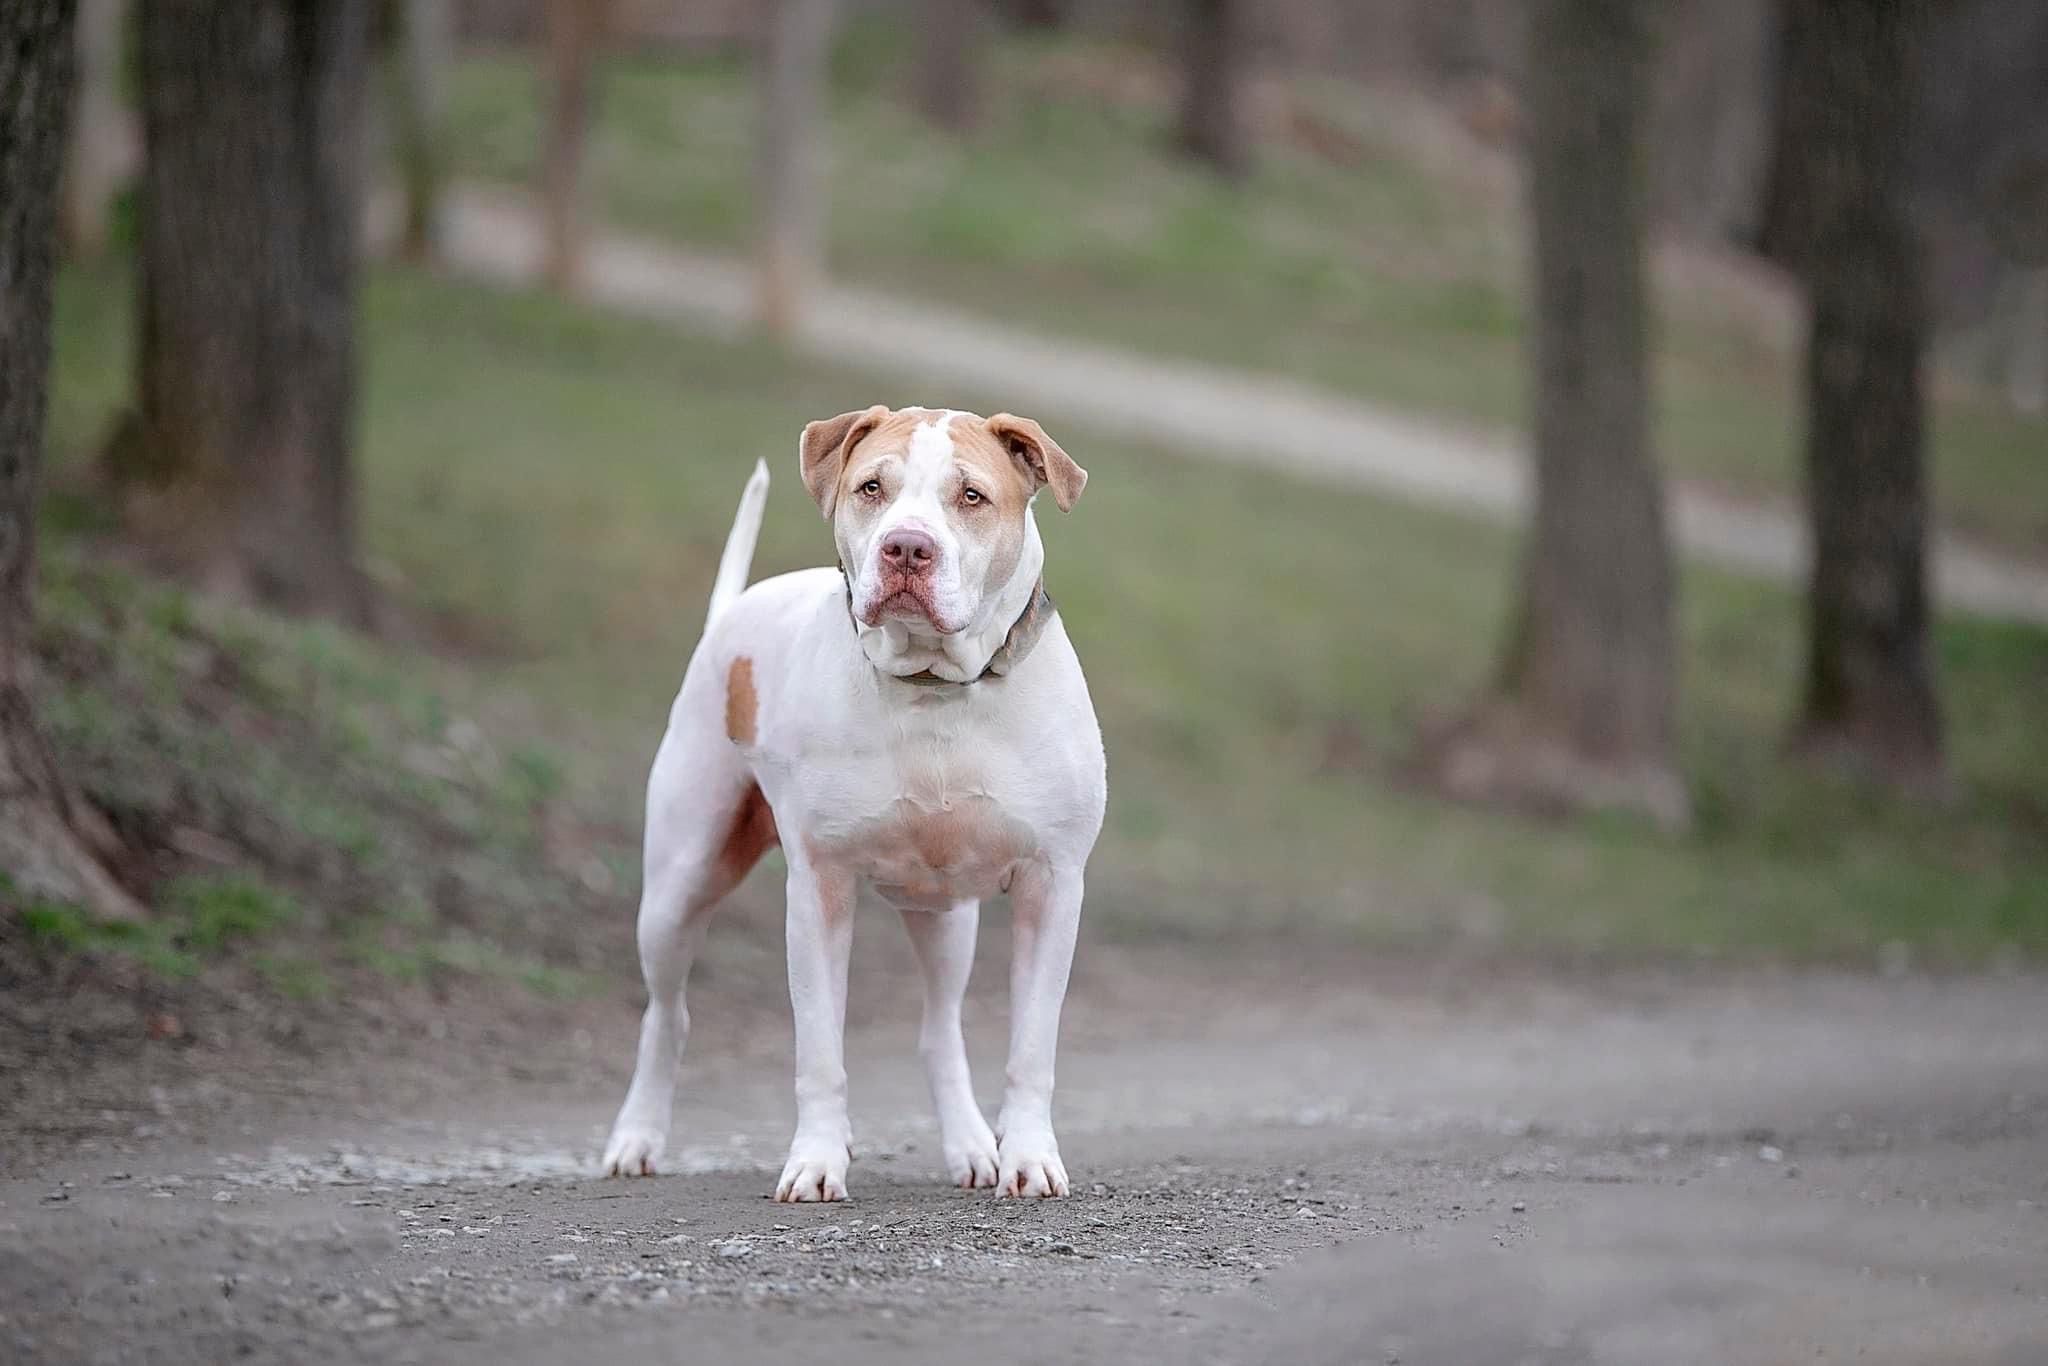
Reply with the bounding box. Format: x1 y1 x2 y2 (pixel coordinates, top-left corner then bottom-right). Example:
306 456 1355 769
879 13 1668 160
774 1137 851 1202
996 1130 1069 1199
941 1112 1001 1190
601 1125 666 1177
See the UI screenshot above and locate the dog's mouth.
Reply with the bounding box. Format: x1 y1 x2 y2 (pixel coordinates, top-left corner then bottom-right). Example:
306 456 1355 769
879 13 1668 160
860 582 959 635
874 590 929 621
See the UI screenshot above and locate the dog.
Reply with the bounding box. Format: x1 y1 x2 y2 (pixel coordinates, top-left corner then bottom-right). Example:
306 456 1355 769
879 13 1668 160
601 406 1106 1201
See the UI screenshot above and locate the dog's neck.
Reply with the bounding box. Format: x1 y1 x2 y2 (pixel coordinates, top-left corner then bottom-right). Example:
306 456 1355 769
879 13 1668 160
847 529 1050 686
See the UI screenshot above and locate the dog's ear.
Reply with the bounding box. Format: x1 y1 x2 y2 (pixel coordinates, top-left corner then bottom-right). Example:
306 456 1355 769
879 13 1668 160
799 405 890 519
987 413 1087 512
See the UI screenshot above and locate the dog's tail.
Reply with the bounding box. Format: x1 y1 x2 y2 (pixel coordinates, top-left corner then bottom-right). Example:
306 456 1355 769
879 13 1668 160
706 458 771 630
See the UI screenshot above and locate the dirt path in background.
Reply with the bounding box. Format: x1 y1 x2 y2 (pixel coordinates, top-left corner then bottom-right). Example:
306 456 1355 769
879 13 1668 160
5 937 2045 1365
416 185 2048 626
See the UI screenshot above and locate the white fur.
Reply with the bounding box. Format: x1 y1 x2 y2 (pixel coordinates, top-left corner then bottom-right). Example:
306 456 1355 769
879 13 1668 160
602 424 1106 1201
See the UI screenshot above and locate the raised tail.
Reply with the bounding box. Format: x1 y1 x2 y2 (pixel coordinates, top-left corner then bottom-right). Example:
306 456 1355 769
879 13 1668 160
706 459 770 630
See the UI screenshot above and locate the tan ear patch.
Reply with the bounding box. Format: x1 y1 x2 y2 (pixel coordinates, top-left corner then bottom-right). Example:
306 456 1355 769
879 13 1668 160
944 414 1039 514
800 405 891 518
724 656 758 744
986 413 1088 511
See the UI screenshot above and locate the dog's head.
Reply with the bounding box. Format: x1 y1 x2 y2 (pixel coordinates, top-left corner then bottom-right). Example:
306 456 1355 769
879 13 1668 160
799 406 1086 639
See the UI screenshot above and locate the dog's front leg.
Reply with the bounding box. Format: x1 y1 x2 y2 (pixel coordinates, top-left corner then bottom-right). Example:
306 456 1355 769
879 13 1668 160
775 855 857 1202
901 901 1000 1189
996 861 1083 1198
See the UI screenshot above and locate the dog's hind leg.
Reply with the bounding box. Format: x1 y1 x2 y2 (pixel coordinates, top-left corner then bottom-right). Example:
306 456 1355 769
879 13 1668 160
603 687 776 1177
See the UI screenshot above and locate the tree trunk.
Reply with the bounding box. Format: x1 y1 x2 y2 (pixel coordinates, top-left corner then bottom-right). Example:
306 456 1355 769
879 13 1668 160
1418 0 1685 829
59 0 130 258
1176 0 1250 180
131 0 371 625
1 0 144 921
392 0 452 263
756 0 835 339
541 0 604 292
914 0 984 133
1752 0 1824 271
1787 0 1943 786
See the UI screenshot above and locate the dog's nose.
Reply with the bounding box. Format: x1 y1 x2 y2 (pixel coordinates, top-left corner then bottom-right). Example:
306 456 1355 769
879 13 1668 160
880 527 939 574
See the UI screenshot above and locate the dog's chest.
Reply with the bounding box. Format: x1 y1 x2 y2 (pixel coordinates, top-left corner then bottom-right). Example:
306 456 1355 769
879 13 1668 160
801 726 1042 908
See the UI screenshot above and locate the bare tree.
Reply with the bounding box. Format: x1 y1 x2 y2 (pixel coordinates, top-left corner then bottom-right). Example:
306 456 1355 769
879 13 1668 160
1419 0 1685 828
1177 0 1250 180
541 0 606 291
1 0 143 920
757 0 835 338
1785 0 1944 785
915 0 985 133
392 0 452 263
126 0 372 624
59 0 130 258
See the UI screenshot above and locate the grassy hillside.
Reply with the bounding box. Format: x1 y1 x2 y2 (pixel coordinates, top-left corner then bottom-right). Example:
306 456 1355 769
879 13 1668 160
438 24 2048 555
3 546 628 1008
36 262 2048 969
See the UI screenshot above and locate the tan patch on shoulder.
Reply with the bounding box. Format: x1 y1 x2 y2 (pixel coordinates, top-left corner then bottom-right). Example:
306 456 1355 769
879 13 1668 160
724 656 758 744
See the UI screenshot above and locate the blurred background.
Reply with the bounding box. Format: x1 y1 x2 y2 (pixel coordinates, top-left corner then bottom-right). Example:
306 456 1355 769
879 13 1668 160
5 4 2048 1359
5 0 2047 1026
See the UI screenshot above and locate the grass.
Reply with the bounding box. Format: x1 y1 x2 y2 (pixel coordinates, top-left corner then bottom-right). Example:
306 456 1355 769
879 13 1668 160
39 259 2048 968
19 872 298 978
440 24 2048 553
6 517 630 998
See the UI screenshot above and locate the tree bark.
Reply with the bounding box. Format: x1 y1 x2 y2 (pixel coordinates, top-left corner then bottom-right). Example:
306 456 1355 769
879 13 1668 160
130 0 371 625
1787 0 1944 786
1419 0 1685 828
914 0 985 133
59 0 130 258
1 0 144 920
541 0 604 292
392 0 452 263
1177 0 1250 180
756 0 835 339
1753 0 1824 271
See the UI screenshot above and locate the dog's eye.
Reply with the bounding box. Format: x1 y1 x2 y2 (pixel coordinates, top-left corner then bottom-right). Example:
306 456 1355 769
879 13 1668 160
859 479 882 497
961 487 984 506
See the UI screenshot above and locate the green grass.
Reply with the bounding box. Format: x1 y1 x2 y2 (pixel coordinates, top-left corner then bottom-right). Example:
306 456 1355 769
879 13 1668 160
8 502 629 994
440 25 2048 553
19 873 297 978
41 261 2048 968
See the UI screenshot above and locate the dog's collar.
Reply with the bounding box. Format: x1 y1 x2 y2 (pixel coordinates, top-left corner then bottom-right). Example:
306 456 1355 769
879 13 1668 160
841 569 1056 687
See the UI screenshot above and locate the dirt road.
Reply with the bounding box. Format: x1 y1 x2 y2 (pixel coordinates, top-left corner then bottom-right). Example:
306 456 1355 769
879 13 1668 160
5 936 2045 1365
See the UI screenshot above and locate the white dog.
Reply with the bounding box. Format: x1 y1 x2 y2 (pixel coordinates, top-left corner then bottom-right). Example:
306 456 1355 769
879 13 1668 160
601 406 1106 1201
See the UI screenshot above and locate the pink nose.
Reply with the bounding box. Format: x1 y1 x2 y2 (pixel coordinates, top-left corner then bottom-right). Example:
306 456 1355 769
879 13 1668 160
880 527 939 574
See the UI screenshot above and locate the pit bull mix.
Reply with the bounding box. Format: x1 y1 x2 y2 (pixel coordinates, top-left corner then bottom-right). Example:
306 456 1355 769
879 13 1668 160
601 406 1106 1201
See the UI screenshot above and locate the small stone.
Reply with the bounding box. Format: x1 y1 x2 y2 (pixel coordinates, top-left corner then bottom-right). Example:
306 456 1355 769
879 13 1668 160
1757 1145 1784 1164
715 1239 753 1259
1510 1201 1527 1214
545 1253 578 1265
